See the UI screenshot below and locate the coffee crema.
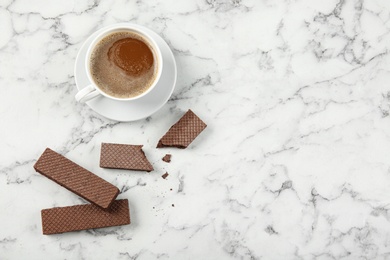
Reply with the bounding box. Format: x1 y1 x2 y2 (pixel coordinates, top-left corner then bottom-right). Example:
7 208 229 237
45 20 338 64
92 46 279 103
90 31 158 98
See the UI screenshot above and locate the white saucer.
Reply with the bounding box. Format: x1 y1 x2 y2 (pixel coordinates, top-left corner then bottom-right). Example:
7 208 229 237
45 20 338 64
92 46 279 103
74 23 177 122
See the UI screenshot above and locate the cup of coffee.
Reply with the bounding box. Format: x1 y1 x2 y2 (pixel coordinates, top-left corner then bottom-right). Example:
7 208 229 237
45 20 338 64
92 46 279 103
75 25 163 103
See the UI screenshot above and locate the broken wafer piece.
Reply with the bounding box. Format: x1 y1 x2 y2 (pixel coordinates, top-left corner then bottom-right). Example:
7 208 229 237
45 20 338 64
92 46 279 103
41 199 130 235
100 143 153 172
34 148 119 209
162 154 171 163
157 110 207 149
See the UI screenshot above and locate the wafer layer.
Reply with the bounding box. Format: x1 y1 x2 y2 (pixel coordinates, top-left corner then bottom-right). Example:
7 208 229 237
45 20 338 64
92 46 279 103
100 143 153 172
34 148 119 209
41 199 130 235
157 110 207 148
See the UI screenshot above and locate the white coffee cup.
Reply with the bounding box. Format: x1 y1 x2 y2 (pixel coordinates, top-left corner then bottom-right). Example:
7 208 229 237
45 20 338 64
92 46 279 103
75 24 163 103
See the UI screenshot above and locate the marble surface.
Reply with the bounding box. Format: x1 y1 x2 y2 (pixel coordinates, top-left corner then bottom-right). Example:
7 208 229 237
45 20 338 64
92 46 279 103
1 0 390 259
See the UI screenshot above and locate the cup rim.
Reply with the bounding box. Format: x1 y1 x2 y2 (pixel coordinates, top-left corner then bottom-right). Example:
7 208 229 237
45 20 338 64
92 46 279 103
85 24 163 101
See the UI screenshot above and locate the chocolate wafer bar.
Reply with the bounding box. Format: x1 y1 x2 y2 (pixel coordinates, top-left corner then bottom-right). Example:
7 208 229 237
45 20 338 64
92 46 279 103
100 143 153 172
157 110 207 149
34 148 119 209
41 199 130 235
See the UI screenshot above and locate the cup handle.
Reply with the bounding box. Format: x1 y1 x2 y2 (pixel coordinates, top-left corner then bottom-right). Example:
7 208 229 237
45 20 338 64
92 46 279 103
75 84 101 103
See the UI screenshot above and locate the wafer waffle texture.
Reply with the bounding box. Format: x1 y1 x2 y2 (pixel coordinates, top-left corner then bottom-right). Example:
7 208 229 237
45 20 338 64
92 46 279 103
157 109 207 148
34 148 120 209
100 143 153 172
41 199 130 235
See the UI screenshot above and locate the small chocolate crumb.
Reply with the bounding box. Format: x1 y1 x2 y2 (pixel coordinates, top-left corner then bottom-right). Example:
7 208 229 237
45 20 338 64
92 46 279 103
162 154 171 163
162 172 169 179
170 188 173 191
172 204 175 207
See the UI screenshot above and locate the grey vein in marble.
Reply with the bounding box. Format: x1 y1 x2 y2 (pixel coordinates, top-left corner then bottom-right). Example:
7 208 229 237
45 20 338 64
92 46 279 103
2 0 390 259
